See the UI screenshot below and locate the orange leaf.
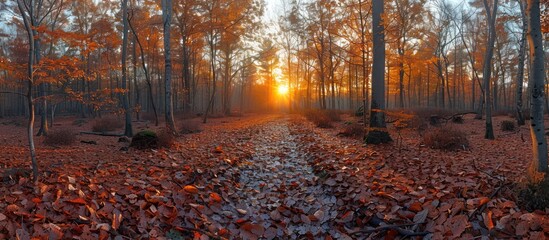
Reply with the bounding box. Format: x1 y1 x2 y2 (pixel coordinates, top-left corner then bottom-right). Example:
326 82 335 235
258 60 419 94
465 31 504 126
483 211 494 230
210 193 222 203
66 197 87 205
478 197 490 206
218 228 229 236
183 185 199 194
213 146 224 153
235 218 248 225
31 198 42 203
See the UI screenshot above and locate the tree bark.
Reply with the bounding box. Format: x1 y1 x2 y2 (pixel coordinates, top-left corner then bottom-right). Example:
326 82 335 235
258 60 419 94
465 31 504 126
163 0 177 133
516 0 527 126
17 0 39 182
527 0 547 173
121 0 133 137
128 17 159 126
365 0 391 144
482 0 498 140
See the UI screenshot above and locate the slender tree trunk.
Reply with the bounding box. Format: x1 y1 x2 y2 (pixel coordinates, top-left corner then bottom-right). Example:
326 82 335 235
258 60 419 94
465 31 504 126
527 0 547 173
121 0 133 137
516 0 527 126
129 20 158 126
163 0 176 133
132 36 140 121
482 0 498 140
17 0 38 182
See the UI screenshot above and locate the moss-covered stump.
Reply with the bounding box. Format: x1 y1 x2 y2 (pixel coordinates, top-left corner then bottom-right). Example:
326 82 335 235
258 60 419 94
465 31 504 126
130 130 158 150
364 130 392 144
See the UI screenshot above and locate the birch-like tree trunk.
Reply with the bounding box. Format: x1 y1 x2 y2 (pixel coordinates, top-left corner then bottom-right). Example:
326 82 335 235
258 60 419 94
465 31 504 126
163 0 177 133
527 0 547 173
516 0 527 126
16 0 38 182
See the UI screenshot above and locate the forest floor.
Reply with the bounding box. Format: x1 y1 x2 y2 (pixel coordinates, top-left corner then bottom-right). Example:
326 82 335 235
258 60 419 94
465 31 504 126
0 113 547 239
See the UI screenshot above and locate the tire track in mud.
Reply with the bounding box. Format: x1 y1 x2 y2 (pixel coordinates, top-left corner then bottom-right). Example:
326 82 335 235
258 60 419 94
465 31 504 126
228 117 348 239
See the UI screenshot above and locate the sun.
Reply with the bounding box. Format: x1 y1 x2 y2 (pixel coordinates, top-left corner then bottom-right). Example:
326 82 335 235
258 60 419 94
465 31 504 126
277 85 289 96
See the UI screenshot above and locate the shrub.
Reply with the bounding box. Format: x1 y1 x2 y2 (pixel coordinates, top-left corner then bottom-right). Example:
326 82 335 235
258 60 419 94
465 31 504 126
130 130 158 150
452 115 464 124
180 119 203 134
157 129 176 148
325 110 342 122
338 123 364 138
500 120 515 132
423 127 469 151
72 119 88 126
44 129 76 146
518 179 549 211
303 109 341 128
92 117 123 132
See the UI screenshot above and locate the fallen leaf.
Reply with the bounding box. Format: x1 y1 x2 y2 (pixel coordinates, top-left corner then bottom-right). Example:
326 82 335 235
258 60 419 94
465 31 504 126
313 209 325 222
210 193 222 203
237 209 247 215
0 213 5 221
112 209 123 230
66 197 87 205
413 209 429 224
408 202 422 213
241 222 265 236
214 146 224 153
183 185 199 194
445 214 468 237
483 211 494 230
337 211 354 223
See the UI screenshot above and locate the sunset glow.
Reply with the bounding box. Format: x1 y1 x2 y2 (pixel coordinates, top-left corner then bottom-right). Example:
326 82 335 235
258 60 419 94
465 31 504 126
277 84 289 96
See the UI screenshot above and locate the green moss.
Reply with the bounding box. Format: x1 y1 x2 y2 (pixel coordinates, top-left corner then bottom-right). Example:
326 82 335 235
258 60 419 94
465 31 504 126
130 130 159 150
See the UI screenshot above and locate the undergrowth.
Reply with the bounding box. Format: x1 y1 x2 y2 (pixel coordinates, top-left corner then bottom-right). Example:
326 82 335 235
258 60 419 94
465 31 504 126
91 117 123 132
423 126 469 151
303 109 342 128
44 129 76 146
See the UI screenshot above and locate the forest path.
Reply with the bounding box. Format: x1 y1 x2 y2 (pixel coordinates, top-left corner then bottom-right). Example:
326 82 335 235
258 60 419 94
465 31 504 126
228 117 341 239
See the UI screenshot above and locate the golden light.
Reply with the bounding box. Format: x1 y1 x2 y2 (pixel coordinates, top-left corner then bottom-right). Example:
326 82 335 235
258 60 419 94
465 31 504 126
277 84 289 96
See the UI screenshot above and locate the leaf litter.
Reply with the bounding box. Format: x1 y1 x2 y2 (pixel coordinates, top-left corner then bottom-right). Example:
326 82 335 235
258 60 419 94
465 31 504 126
0 114 546 239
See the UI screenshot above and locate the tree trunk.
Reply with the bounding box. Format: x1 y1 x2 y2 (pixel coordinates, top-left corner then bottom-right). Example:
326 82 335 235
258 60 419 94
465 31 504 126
527 0 547 173
482 0 498 140
516 0 527 126
129 18 158 126
163 0 177 133
365 0 391 144
17 0 39 182
121 0 133 137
